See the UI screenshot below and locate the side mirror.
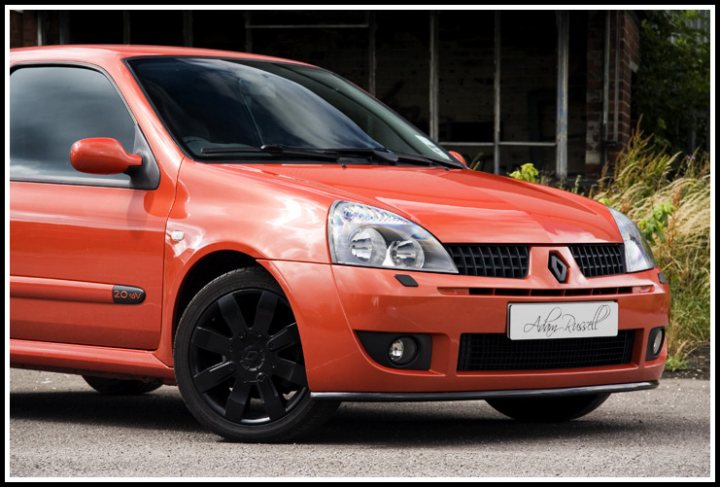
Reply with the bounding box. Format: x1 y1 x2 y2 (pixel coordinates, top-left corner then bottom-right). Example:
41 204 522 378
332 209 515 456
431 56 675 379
448 150 467 167
70 138 142 175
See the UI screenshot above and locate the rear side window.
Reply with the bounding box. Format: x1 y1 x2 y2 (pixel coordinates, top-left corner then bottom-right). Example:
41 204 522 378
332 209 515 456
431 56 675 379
10 66 137 185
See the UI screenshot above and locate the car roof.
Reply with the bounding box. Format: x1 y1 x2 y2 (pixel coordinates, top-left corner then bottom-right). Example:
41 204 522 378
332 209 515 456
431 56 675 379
9 44 311 66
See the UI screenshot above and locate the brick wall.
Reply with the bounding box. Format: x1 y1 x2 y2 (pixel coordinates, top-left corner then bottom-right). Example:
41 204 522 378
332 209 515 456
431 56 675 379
10 11 38 48
585 11 640 175
585 12 605 173
611 11 640 160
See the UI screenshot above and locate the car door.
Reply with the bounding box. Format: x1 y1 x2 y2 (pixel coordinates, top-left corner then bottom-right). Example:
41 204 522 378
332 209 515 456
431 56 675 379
9 64 173 350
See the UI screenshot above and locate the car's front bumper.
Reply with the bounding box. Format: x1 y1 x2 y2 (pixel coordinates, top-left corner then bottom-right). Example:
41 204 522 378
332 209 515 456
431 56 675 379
262 248 669 395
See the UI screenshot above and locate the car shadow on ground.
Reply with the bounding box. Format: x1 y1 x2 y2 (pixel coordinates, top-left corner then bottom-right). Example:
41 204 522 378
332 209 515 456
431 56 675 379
10 388 661 446
307 402 653 447
10 390 205 433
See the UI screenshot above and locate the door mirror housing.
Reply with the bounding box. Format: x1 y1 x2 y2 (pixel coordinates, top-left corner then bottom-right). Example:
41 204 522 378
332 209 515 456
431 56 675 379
448 150 467 167
70 138 142 175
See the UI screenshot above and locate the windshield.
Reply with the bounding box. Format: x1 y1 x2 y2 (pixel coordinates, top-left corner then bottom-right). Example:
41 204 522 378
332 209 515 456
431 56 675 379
127 56 453 163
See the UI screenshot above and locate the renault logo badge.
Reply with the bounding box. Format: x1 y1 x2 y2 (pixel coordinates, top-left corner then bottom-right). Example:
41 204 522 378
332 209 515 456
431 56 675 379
549 253 568 283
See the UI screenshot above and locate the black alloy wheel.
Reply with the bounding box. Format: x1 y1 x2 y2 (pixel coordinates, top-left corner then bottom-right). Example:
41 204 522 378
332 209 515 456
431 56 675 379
189 287 307 423
174 268 338 442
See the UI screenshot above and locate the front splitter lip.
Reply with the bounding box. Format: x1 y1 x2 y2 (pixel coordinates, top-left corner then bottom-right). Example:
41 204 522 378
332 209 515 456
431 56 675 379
311 380 658 402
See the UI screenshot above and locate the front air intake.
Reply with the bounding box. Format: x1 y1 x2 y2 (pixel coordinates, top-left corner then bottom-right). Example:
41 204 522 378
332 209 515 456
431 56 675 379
457 331 635 371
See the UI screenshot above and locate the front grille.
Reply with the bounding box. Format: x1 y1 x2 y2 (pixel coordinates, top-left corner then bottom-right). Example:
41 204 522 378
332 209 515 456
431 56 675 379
569 243 626 277
444 244 529 278
457 331 635 371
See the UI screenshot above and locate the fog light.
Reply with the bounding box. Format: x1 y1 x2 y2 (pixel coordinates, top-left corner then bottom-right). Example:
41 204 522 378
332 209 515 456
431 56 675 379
646 327 665 359
652 329 664 355
357 331 432 370
388 337 418 365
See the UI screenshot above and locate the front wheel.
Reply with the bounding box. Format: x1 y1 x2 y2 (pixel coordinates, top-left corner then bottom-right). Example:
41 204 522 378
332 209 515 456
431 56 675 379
487 393 610 422
174 268 338 443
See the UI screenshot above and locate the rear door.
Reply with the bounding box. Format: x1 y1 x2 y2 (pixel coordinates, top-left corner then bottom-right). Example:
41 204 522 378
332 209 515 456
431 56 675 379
9 64 173 350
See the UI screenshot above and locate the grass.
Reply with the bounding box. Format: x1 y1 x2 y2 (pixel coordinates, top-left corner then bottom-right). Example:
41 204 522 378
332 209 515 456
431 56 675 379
508 130 711 365
664 355 689 372
593 131 710 363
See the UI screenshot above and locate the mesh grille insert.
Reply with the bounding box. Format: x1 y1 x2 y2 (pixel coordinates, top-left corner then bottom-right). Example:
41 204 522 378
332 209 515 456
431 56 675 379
569 243 626 277
444 245 529 278
457 331 635 371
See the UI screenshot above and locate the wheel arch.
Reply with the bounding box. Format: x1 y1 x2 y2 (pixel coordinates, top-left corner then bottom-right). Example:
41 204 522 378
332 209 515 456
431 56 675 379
172 249 267 342
160 243 316 369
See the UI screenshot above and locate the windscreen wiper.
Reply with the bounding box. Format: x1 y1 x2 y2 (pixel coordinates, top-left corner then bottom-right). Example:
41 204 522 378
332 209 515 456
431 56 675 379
202 144 400 165
199 144 462 168
322 147 399 165
200 145 339 161
261 145 401 165
330 146 463 169
392 152 463 169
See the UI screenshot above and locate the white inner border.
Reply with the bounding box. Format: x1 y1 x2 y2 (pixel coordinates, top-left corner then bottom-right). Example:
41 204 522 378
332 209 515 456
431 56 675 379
4 3 715 482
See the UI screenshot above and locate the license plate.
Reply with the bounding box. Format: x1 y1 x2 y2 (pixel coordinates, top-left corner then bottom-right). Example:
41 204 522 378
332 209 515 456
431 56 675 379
507 301 618 340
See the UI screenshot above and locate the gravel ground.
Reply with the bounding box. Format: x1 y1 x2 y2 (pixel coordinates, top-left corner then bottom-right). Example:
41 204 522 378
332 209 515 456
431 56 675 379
8 369 712 478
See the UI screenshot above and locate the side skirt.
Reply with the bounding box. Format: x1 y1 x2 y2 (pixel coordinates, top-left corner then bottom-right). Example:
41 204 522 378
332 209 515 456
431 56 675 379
10 339 175 383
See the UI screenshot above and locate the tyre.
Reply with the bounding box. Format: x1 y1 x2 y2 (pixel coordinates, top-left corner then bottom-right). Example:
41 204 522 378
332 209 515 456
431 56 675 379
83 375 163 395
487 393 610 422
174 268 339 442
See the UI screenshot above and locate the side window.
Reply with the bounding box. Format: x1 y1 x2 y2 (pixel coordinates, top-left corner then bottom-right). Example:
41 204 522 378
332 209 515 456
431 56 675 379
10 66 139 185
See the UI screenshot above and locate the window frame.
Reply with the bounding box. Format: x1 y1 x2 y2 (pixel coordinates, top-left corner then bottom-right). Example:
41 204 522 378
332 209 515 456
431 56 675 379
9 61 160 190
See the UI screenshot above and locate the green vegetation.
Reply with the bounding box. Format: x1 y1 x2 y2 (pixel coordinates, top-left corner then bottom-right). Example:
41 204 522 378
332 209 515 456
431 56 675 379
508 163 539 183
664 355 689 372
594 130 710 362
634 10 710 155
638 201 675 245
509 130 711 365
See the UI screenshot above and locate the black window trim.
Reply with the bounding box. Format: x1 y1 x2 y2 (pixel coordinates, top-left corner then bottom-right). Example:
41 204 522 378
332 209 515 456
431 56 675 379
9 60 161 190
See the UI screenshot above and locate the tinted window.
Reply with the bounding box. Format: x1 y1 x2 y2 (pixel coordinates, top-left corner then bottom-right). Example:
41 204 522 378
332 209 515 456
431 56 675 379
129 57 453 163
10 66 137 184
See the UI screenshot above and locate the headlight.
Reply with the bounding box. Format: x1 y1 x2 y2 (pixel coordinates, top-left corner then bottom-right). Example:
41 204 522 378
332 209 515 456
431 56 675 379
328 201 458 273
610 208 656 272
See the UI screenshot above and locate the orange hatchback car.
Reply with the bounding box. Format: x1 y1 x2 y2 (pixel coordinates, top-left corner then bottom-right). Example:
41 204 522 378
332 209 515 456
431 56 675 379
10 45 669 442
